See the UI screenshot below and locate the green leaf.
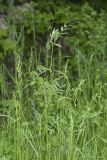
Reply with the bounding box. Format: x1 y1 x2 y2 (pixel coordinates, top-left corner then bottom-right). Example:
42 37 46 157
3 39 16 51
0 29 8 37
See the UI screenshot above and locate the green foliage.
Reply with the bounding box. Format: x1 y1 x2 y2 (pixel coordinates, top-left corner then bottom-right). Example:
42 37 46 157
0 1 107 62
70 3 107 55
0 1 107 160
2 39 16 51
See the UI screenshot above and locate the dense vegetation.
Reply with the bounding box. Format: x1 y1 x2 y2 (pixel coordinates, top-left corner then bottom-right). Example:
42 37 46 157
0 1 107 159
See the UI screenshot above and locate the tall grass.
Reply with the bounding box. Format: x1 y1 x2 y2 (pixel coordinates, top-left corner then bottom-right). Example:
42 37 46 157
0 25 107 160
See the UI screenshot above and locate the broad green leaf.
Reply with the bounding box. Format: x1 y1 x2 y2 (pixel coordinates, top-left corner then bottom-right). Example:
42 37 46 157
3 39 16 51
0 29 8 37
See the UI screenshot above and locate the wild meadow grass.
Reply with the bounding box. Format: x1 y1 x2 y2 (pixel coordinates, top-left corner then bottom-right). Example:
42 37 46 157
0 26 107 160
